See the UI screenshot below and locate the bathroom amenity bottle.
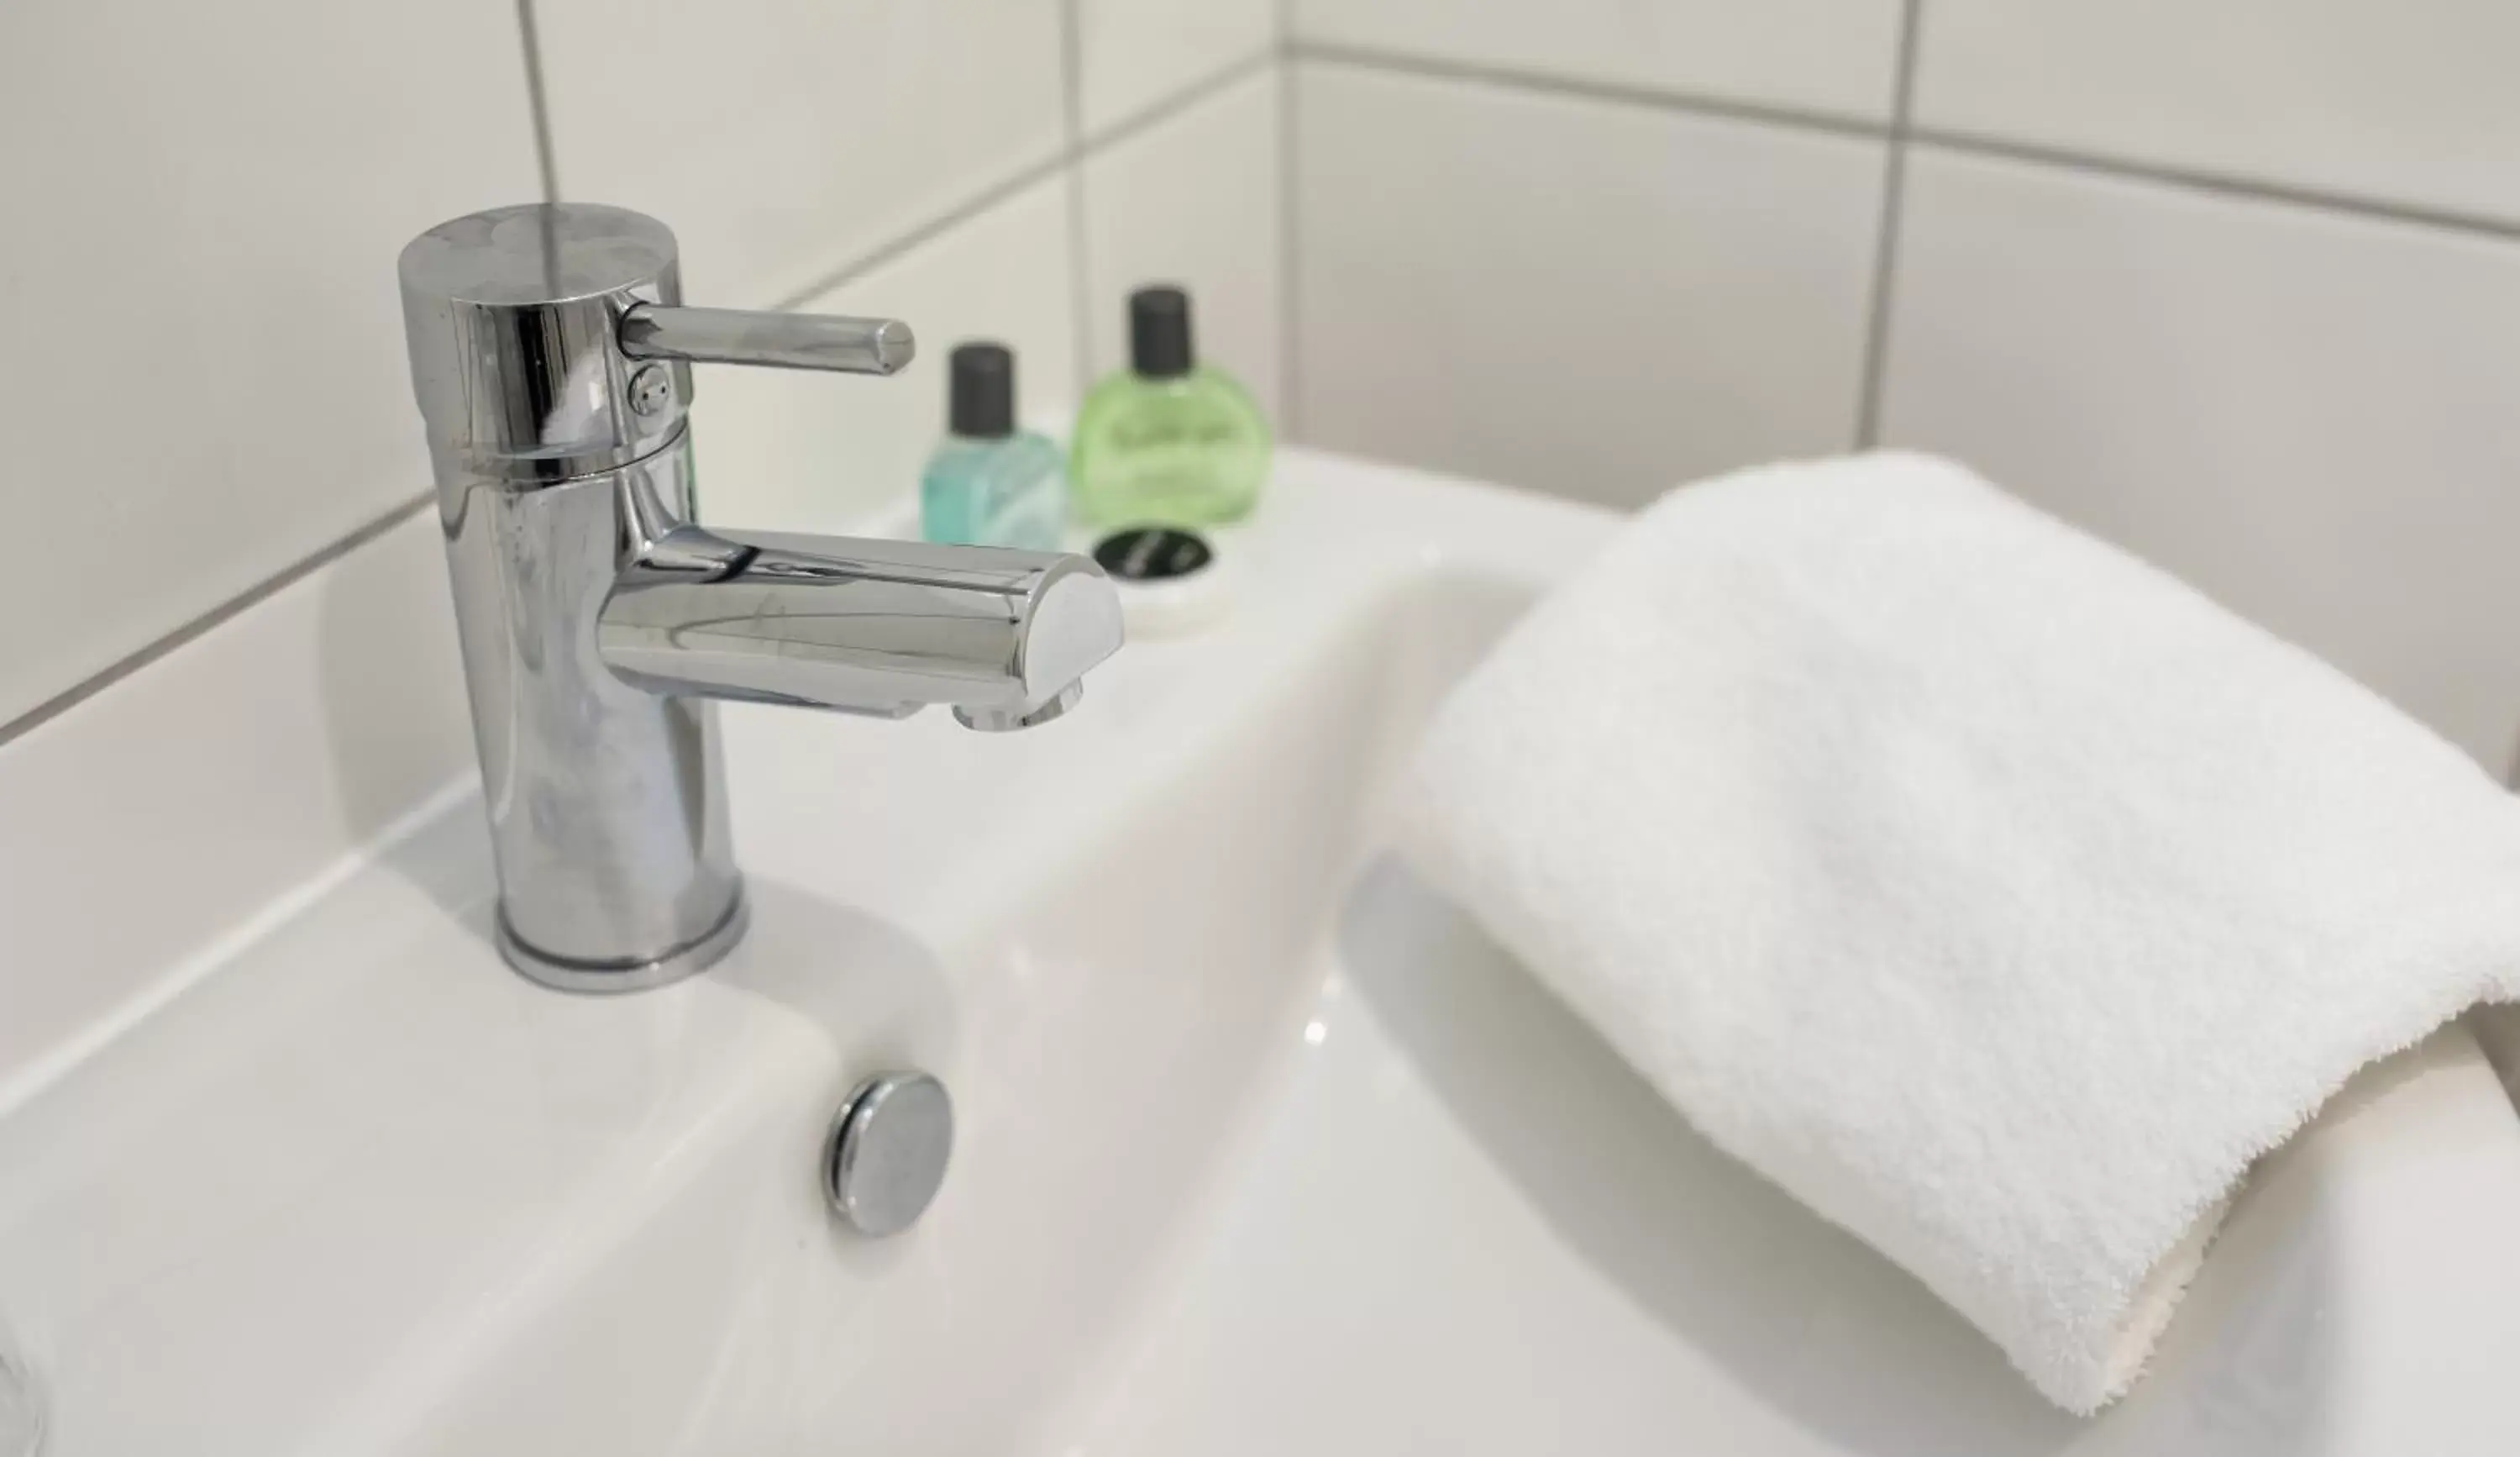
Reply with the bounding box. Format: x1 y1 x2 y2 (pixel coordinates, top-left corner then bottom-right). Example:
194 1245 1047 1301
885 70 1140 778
1070 286 1271 527
920 342 1068 550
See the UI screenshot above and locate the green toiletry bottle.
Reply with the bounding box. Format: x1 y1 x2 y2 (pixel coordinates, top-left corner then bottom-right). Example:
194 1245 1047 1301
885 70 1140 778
920 342 1068 550
1070 286 1271 528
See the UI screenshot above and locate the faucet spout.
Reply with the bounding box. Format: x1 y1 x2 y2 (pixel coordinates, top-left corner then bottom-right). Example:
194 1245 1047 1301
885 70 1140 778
598 514 1125 723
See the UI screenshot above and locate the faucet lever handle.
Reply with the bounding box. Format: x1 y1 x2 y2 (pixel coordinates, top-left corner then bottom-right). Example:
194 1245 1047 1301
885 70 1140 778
620 304 916 376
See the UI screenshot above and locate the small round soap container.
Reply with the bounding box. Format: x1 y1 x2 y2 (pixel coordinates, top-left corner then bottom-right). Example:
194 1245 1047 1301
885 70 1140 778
1090 526 1236 637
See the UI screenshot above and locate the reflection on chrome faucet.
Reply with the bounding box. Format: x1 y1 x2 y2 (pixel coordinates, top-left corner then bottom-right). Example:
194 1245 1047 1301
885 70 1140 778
598 458 1116 728
398 203 1122 992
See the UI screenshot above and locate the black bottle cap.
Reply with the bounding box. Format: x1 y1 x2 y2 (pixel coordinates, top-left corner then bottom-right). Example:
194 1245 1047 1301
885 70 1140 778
948 341 1016 437
1128 286 1195 379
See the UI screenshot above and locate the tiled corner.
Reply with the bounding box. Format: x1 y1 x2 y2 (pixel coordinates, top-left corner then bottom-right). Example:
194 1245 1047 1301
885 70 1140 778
534 0 1068 307
1877 146 2520 769
1912 0 2520 226
0 0 538 729
688 176 1081 536
0 510 472 1110
1289 0 1906 124
1290 62 1882 509
1080 70 1284 423
1075 0 1276 139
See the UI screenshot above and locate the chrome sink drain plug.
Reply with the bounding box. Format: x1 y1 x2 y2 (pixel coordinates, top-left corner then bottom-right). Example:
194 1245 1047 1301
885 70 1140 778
823 1071 953 1237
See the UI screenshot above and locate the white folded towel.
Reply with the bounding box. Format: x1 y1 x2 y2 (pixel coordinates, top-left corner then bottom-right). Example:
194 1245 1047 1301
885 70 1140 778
1394 452 2520 1413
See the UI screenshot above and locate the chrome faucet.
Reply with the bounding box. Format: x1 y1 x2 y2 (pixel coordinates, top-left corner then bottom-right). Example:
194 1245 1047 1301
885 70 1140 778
396 203 1123 992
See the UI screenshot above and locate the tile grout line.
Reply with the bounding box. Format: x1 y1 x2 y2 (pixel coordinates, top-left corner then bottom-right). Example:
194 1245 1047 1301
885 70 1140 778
766 150 1079 313
1294 39 1882 142
1912 124 2520 245
769 47 1275 313
1275 2 1303 439
0 491 433 749
1074 45 1276 155
1298 38 2520 249
1056 0 1097 388
512 0 563 203
1854 0 1925 449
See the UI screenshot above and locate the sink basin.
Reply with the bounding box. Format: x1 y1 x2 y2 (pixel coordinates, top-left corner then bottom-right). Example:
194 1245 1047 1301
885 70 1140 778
4 448 2520 1455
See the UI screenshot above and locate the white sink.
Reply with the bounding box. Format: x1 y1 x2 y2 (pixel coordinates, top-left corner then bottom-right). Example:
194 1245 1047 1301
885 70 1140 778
4 449 2520 1454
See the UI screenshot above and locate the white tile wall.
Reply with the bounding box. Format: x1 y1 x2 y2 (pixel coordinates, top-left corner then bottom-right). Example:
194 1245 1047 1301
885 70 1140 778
0 510 470 1108
1879 147 2520 769
1082 70 1284 422
1077 0 1276 138
0 0 539 728
1914 0 2520 227
692 176 1082 536
535 0 1068 306
1291 0 1907 124
1291 62 1882 509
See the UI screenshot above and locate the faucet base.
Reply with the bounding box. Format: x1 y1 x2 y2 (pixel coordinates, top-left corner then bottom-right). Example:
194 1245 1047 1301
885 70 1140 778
495 890 751 995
